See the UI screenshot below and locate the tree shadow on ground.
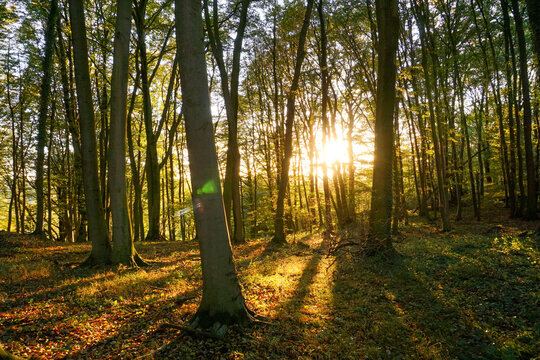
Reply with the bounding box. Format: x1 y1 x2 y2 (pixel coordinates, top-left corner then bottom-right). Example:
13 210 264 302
0 239 204 359
62 286 202 360
327 242 536 359
153 240 327 359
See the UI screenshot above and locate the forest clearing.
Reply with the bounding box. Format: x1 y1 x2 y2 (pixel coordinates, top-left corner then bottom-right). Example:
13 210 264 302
1 204 538 359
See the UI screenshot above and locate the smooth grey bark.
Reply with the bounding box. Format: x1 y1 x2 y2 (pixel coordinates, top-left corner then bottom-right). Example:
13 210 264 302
34 0 58 236
134 0 161 242
175 0 254 335
109 0 144 265
69 0 112 265
127 67 144 243
368 0 399 247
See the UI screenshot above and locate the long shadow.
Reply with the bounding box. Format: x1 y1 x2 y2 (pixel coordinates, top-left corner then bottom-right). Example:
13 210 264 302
246 243 326 358
58 285 202 360
417 233 539 357
277 249 323 322
0 253 192 312
327 249 508 359
154 242 327 359
1 238 201 309
1 263 202 359
254 233 314 262
0 236 210 358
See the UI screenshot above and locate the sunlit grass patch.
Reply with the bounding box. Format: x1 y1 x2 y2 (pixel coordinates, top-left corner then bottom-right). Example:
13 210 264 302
0 258 56 284
76 265 183 299
0 224 538 359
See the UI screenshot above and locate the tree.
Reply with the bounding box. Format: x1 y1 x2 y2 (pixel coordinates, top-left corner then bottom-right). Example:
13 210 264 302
0 344 23 360
511 0 537 219
175 0 255 335
272 0 315 244
134 0 171 242
318 0 334 233
204 0 251 244
413 0 451 231
33 0 58 236
108 0 145 265
69 0 112 265
368 0 399 249
526 0 540 64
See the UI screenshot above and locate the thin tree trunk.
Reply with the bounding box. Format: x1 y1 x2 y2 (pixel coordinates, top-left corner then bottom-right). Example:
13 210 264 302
69 0 112 265
413 0 451 231
203 0 250 244
109 0 145 265
272 0 315 244
318 0 333 233
34 0 58 236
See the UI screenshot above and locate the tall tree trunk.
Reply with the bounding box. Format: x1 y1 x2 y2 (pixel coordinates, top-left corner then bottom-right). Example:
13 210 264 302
134 0 161 242
34 0 58 236
413 0 451 231
501 0 519 217
272 0 315 244
127 68 143 242
473 0 511 211
109 0 145 265
56 17 86 242
47 97 54 240
69 0 112 265
511 0 537 219
6 45 19 233
175 0 254 335
369 0 400 249
446 9 480 220
525 0 540 64
318 0 333 233
203 0 250 244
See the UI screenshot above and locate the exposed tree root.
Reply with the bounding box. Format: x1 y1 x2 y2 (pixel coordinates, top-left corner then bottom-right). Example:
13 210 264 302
327 233 402 266
134 253 151 267
270 233 288 246
160 323 223 340
362 239 401 259
144 233 168 242
78 252 151 269
246 308 273 326
0 345 24 360
77 255 111 269
160 305 271 340
30 230 47 241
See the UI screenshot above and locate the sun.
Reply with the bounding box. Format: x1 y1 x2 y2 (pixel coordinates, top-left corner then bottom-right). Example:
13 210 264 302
322 137 349 166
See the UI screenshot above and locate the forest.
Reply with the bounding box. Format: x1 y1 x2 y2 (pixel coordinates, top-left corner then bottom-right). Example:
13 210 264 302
0 0 539 358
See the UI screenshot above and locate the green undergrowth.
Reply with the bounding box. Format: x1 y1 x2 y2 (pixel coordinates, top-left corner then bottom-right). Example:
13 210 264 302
0 220 538 359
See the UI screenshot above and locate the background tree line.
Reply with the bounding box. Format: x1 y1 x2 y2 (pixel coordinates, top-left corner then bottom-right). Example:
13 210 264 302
0 0 538 248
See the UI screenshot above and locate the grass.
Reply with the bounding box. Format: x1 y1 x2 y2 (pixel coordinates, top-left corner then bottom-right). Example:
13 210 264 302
0 212 538 359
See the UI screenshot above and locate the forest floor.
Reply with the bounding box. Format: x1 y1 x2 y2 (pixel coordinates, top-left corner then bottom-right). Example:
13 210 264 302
0 207 539 359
